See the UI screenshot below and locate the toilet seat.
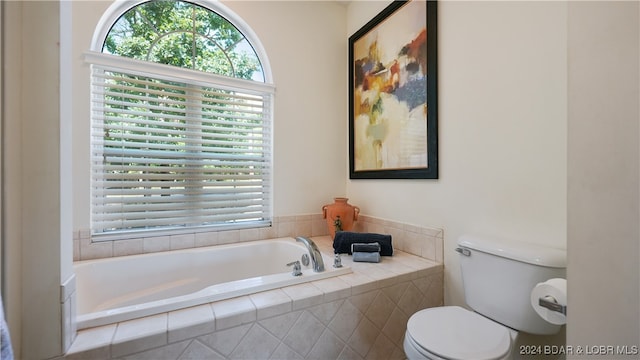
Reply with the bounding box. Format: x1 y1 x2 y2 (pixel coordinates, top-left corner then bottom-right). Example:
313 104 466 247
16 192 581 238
406 306 512 360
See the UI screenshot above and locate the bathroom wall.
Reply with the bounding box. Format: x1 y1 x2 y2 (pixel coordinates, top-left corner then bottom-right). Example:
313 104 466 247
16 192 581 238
71 0 569 306
2 1 70 359
346 1 568 307
3 0 637 358
567 1 640 353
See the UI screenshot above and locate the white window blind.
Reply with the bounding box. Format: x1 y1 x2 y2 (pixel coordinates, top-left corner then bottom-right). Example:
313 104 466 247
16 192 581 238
89 53 273 237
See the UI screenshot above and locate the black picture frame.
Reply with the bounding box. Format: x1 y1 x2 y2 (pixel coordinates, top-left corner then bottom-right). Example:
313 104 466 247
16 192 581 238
349 0 438 179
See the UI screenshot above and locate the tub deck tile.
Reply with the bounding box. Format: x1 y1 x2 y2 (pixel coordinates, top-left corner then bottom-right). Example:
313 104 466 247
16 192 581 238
281 283 324 311
337 272 379 295
167 304 216 343
310 276 351 303
65 324 115 360
211 296 256 330
111 313 168 358
249 289 292 320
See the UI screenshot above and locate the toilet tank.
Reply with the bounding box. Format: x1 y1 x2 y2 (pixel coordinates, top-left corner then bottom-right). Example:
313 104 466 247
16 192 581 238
457 235 566 335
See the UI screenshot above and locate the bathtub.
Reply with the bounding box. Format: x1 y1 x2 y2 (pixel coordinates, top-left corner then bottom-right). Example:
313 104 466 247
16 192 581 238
75 237 351 329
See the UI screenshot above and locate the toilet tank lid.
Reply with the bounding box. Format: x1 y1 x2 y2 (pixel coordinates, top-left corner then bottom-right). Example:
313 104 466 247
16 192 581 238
458 235 566 268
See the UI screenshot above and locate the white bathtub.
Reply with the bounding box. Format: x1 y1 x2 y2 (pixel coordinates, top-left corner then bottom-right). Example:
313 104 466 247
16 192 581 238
75 237 351 329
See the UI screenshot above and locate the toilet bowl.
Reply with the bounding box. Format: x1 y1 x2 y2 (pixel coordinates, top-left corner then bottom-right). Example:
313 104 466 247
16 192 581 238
404 306 518 360
404 235 566 360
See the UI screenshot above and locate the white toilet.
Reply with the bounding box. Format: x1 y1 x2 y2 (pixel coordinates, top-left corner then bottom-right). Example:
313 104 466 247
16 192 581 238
404 235 566 360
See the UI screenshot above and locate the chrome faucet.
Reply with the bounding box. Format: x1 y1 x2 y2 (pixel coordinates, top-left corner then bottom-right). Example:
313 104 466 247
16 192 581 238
295 236 325 272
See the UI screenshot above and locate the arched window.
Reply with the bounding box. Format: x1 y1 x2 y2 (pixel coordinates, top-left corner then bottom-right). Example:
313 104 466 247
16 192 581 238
87 0 274 238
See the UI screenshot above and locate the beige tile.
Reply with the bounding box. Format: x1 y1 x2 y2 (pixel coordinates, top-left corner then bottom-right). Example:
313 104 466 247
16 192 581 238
250 289 292 320
338 273 378 295
381 308 409 347
382 282 410 305
168 304 216 343
311 276 351 302
239 227 261 242
113 238 143 257
348 317 379 357
392 251 435 270
338 345 363 360
277 220 295 238
403 223 421 234
170 233 195 250
420 226 443 238
211 296 256 330
111 313 168 358
259 225 278 240
420 235 437 261
73 239 80 261
366 332 397 359
383 260 420 280
121 340 191 360
66 324 116 357
281 283 323 311
397 282 424 317
270 343 305 360
307 328 346 360
218 230 240 245
177 340 224 359
64 347 110 360
311 218 329 237
81 240 113 260
258 310 302 340
403 231 422 257
143 236 171 253
198 323 252 357
328 300 363 342
294 218 312 238
348 290 377 314
307 299 344 326
358 263 398 288
435 236 444 263
390 341 408 360
195 231 219 247
230 324 280 359
283 311 325 356
365 291 395 330
420 272 444 308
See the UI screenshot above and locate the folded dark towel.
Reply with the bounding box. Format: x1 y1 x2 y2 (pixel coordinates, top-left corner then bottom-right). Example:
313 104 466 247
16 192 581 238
353 251 380 263
351 242 381 253
333 231 393 256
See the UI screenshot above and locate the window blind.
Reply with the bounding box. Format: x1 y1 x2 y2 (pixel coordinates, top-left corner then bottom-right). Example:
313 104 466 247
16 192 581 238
89 54 273 237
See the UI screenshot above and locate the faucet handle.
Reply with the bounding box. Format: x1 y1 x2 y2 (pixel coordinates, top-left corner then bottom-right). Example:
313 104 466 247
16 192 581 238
287 261 302 276
333 254 343 268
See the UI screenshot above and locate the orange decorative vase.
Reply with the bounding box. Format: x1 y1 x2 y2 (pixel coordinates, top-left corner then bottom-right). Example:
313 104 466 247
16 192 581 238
322 197 360 239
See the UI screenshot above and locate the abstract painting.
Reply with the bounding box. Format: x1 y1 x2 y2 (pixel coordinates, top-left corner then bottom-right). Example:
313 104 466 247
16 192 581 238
349 0 438 179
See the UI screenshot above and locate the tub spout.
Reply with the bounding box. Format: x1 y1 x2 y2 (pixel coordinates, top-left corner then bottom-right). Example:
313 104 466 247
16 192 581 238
295 236 325 272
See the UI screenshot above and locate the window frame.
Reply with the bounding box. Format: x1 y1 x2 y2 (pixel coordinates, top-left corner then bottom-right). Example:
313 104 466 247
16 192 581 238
87 0 274 241
90 0 272 83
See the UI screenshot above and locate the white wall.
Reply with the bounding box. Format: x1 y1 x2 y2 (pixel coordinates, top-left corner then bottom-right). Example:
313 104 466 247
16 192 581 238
4 1 636 357
3 1 67 358
567 1 639 353
347 1 568 306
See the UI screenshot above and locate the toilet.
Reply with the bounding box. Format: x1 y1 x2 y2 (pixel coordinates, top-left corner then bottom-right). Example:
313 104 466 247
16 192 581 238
404 235 566 360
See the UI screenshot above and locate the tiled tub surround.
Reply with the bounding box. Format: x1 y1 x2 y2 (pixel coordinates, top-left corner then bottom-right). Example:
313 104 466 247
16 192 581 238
65 236 444 359
74 214 444 264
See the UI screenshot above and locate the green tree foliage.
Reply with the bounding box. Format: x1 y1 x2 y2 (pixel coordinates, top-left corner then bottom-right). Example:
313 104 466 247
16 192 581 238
104 0 263 80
